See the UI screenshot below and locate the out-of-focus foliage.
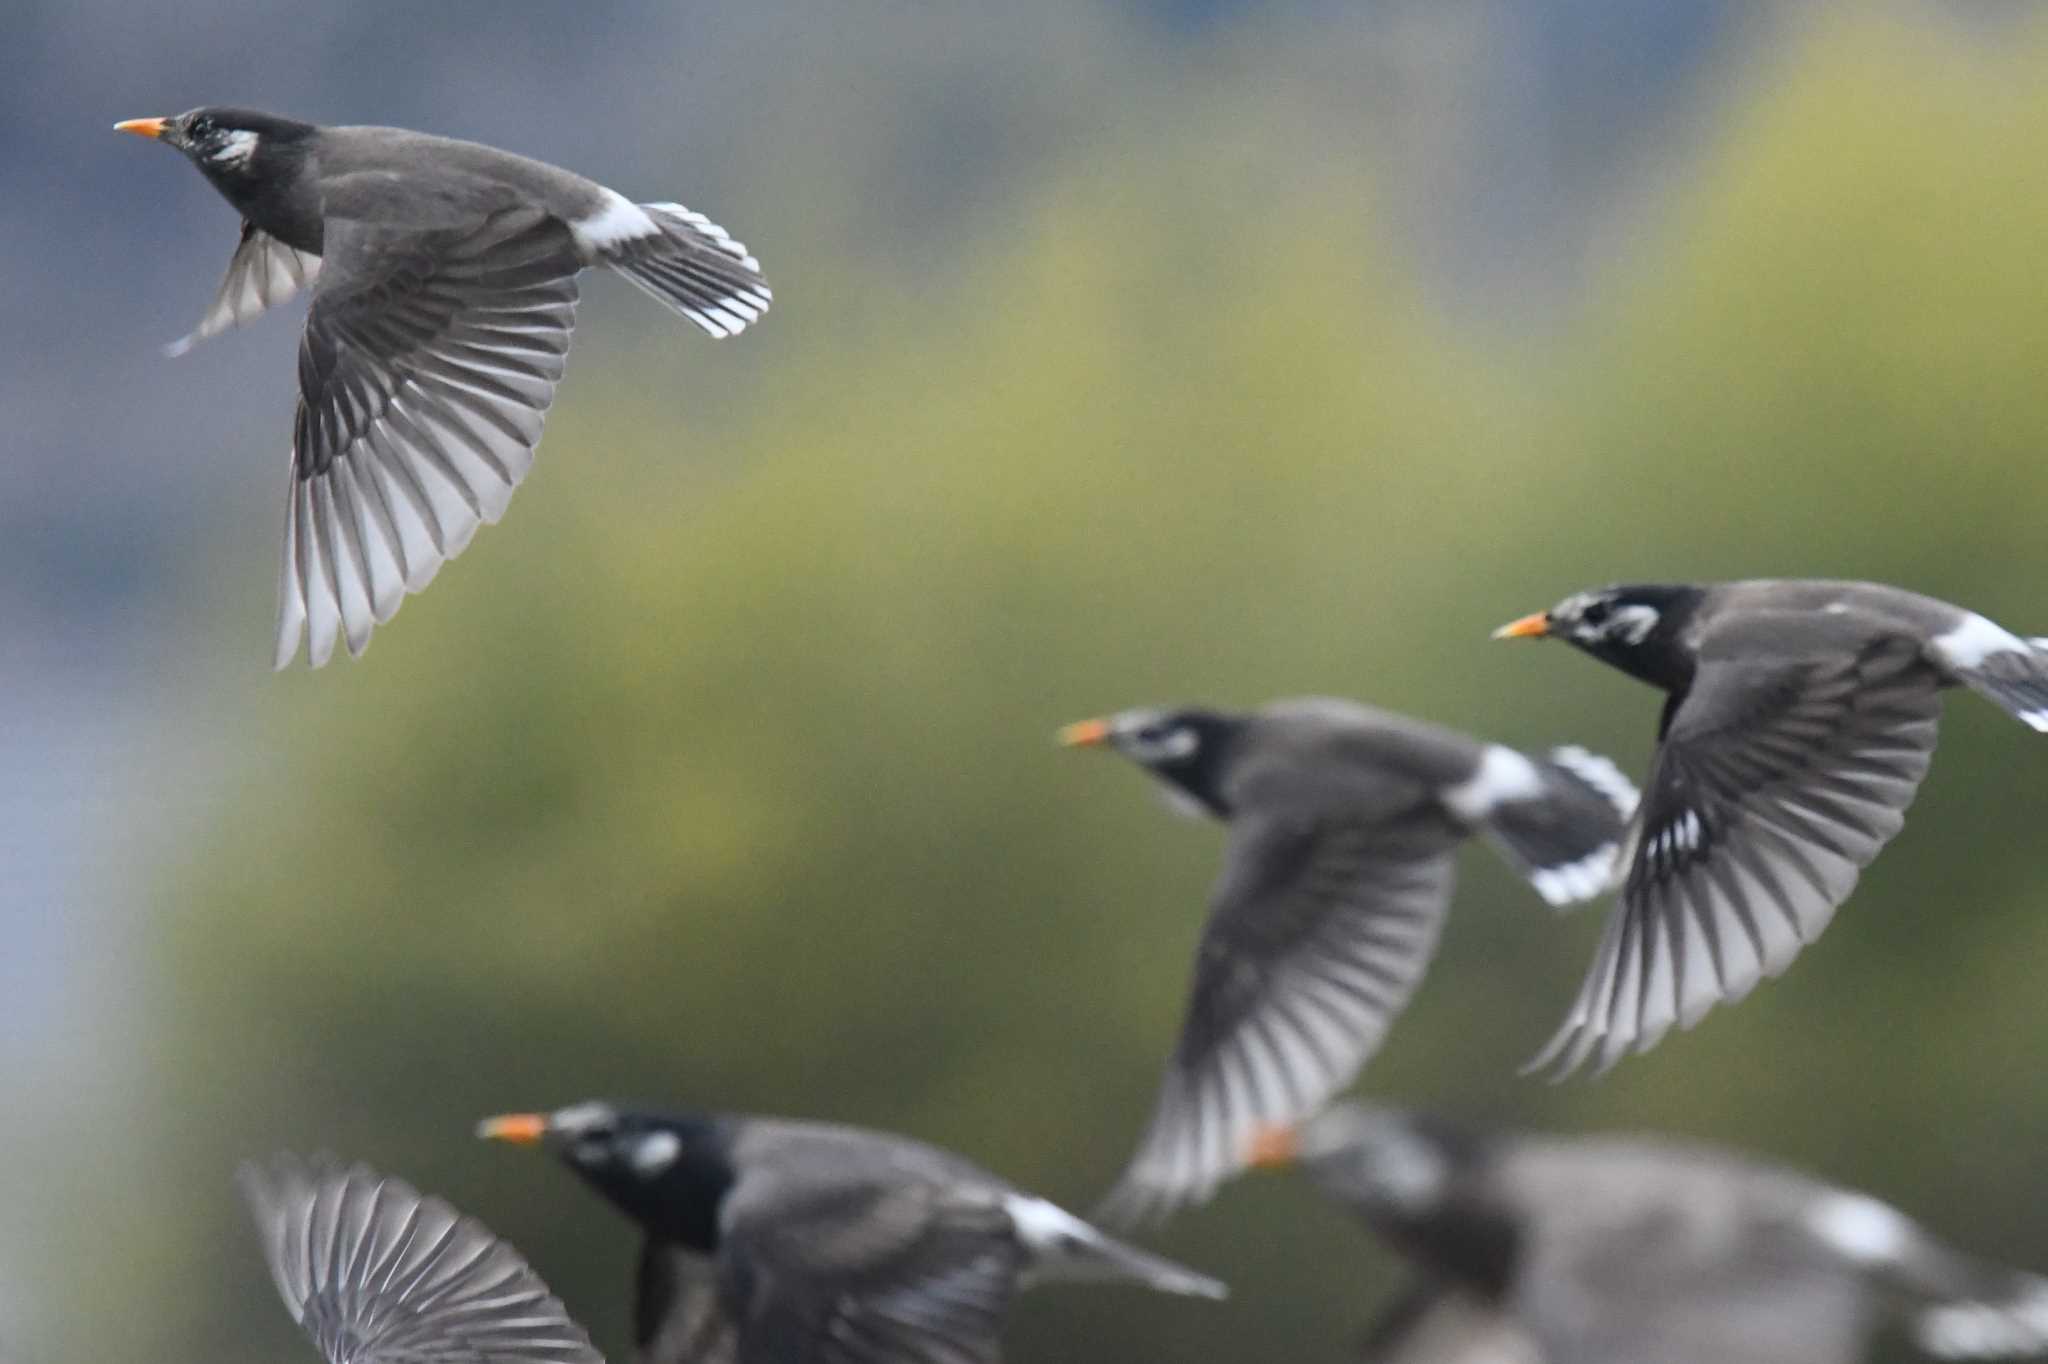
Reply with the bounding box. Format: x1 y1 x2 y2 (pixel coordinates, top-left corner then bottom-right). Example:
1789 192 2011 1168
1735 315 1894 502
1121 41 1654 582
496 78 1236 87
42 11 2048 1364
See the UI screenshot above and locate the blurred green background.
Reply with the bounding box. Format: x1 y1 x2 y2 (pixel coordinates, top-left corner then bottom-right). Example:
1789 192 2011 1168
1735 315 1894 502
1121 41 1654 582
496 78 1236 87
13 5 2048 1363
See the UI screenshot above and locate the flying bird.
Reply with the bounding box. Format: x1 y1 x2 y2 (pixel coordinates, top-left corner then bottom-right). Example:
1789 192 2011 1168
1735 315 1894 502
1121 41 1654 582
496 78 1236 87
1249 1101 2048 1364
478 1101 1226 1364
238 1152 603 1364
115 107 771 666
1494 580 2048 1076
1057 698 1637 1223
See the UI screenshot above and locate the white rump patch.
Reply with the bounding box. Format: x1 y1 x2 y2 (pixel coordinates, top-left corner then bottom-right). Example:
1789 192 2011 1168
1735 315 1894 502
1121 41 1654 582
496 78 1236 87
630 1130 682 1175
1807 1191 1913 1265
1919 1280 2048 1360
1531 842 1621 906
1934 612 2030 670
571 190 660 253
1442 746 1545 821
1004 1195 1098 1255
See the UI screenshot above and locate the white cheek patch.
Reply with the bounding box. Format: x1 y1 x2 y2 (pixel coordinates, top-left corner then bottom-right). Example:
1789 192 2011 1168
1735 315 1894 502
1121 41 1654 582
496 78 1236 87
630 1130 682 1175
210 130 260 168
1442 745 1545 821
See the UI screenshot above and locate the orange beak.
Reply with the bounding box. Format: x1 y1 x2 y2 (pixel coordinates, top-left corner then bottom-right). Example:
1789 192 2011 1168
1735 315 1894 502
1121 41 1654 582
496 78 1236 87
476 1112 550 1145
1491 611 1552 640
113 117 169 140
1244 1122 1302 1169
1057 717 1113 748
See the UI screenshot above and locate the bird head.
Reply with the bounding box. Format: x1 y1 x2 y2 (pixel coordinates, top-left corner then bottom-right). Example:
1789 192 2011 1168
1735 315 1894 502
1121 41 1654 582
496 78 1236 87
1058 706 1239 818
1246 1102 1451 1218
1494 584 1696 674
479 1102 736 1251
114 106 314 186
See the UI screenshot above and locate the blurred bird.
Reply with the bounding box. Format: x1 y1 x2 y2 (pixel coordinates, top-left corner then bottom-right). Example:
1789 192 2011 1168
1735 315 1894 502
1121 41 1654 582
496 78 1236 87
1495 580 2048 1076
478 1101 1226 1364
1249 1101 2048 1364
114 107 771 667
238 1152 602 1364
1057 698 1637 1223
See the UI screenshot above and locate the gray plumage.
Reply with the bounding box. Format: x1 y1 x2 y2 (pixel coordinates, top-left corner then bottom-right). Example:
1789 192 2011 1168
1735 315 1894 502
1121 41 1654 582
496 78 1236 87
1061 698 1637 1223
1498 580 2048 1076
118 106 771 667
479 1102 1225 1364
1281 1102 2048 1364
237 1152 603 1364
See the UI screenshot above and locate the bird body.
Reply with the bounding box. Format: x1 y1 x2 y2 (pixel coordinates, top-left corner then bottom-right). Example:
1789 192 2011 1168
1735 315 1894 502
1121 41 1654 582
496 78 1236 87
1257 1103 2048 1364
117 106 771 666
1496 579 2048 1075
480 1102 1224 1364
1059 698 1636 1221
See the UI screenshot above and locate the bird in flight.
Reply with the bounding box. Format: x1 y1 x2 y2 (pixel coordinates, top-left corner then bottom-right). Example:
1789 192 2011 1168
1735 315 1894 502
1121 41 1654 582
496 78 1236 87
116 107 771 667
1059 697 1635 1223
1495 579 2048 1076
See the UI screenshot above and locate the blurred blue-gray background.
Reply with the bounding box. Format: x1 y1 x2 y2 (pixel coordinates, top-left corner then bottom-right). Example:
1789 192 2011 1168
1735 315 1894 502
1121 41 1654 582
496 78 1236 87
7 2 2048 1361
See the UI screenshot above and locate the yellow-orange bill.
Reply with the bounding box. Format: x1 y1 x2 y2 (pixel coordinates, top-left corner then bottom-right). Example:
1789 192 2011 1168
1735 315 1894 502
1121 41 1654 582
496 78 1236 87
1491 611 1551 640
476 1112 549 1145
1057 717 1113 748
1244 1123 1301 1169
113 117 169 139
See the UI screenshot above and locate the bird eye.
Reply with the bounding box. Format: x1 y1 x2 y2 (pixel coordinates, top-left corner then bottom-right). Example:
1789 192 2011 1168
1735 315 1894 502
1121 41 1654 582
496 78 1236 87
1582 599 1612 626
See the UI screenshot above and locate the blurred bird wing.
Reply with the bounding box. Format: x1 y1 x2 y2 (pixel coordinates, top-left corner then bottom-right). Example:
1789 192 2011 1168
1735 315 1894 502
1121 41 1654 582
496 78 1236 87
1528 628 1942 1079
1100 800 1460 1225
1360 1281 1546 1364
166 220 322 357
720 1171 1023 1364
276 206 581 667
236 1152 603 1364
637 1239 738 1364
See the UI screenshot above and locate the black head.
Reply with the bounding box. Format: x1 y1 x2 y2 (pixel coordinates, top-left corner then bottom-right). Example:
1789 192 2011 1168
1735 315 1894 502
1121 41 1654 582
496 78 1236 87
1258 1102 1518 1297
1495 583 1702 689
479 1101 738 1253
1058 705 1244 817
116 106 316 189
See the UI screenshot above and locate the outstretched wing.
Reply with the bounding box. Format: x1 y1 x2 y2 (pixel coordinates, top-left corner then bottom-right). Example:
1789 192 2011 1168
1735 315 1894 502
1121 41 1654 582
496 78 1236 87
721 1174 1024 1364
237 1152 602 1364
637 1239 738 1364
276 205 580 666
1530 633 1941 1077
166 221 322 357
1100 804 1461 1224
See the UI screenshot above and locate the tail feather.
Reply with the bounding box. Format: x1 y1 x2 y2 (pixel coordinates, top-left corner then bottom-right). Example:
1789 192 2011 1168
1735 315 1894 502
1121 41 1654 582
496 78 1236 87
1005 1195 1226 1299
1958 643 2048 733
600 202 772 339
1482 745 1639 908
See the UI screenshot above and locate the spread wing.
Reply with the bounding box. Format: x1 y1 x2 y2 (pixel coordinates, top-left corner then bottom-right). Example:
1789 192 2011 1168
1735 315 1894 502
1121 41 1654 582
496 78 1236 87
637 1239 738 1364
166 221 322 357
1100 804 1461 1225
237 1152 602 1364
720 1175 1024 1364
1530 634 1942 1077
276 205 581 666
